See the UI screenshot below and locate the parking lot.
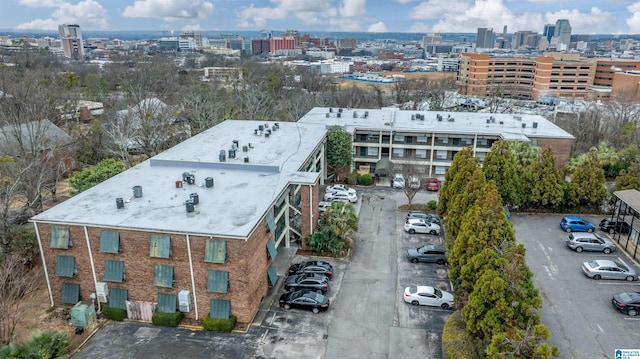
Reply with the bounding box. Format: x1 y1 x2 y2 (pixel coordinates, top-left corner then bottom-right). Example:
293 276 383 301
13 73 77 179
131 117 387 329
513 214 640 359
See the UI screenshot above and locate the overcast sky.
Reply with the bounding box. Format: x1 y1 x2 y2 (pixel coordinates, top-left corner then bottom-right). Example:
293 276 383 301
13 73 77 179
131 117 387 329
2 0 640 34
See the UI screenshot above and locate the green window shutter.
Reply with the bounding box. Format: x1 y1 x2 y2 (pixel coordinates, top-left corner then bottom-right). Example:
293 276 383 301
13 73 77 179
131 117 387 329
266 238 278 260
109 288 128 310
157 293 177 313
267 264 278 286
100 231 120 253
204 239 226 263
104 260 125 283
209 299 230 319
207 270 229 293
61 282 80 304
55 255 76 277
50 227 70 249
149 234 171 258
154 265 174 287
266 212 276 232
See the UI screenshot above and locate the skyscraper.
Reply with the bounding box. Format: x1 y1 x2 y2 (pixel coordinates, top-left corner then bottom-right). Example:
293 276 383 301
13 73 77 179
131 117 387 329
476 28 494 49
543 24 555 42
58 24 83 59
554 19 571 46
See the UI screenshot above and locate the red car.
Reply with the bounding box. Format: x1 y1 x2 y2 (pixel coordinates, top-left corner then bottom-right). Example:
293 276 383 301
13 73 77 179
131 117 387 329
426 178 439 191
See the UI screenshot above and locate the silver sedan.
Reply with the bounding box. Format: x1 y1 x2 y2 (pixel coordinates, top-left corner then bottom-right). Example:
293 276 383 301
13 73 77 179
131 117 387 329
582 259 638 281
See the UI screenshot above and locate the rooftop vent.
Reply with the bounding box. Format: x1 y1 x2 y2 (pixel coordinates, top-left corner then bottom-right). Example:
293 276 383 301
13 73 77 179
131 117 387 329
329 107 333 113
448 117 455 122
185 200 195 213
514 115 522 121
338 108 343 113
219 150 226 162
132 185 143 198
175 180 183 188
228 149 236 158
248 143 253 148
116 198 124 209
354 111 358 118
337 112 341 118
490 116 495 123
182 172 191 181
522 123 526 128
232 139 239 148
420 114 425 121
274 122 279 129
242 145 248 152
533 122 538 128
411 114 416 120
265 131 270 138
185 174 195 185
266 129 271 135
326 113 330 118
486 119 490 124
205 177 214 188
258 124 264 131
244 157 249 163
437 114 443 121
190 193 199 205
364 111 369 118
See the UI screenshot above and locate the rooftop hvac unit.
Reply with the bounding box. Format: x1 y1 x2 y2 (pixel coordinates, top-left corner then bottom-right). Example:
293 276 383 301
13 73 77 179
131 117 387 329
420 114 425 121
186 174 195 185
522 123 526 128
185 200 195 213
338 108 343 113
232 139 239 147
411 114 416 120
95 282 108 303
228 149 236 158
189 193 199 205
258 124 264 131
329 107 333 112
242 145 248 152
115 198 124 209
274 122 279 128
533 122 538 128
244 157 249 163
364 111 369 118
265 132 270 138
179 290 191 312
326 113 330 118
219 150 226 162
132 185 143 198
205 177 214 188
486 119 490 124
337 112 341 118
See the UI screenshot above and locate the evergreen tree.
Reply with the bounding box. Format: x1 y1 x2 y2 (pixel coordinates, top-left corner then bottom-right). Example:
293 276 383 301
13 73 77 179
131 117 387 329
483 140 522 206
444 167 486 248
326 126 353 181
566 150 606 209
522 149 564 209
437 147 478 217
508 141 540 174
614 163 640 192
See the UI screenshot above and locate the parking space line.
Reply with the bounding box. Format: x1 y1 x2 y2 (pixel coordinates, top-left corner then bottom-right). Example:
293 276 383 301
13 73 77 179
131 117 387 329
624 317 640 321
596 282 639 285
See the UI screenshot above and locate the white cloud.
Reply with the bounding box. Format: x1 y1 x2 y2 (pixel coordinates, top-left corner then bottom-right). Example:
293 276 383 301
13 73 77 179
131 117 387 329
340 0 366 17
182 24 204 31
368 21 388 32
122 0 214 22
16 0 108 30
237 0 337 28
18 0 61 7
408 22 431 33
329 18 362 31
627 2 640 33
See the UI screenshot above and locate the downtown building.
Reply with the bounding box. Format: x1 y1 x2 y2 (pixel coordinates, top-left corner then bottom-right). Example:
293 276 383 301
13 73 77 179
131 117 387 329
31 119 327 327
58 24 83 59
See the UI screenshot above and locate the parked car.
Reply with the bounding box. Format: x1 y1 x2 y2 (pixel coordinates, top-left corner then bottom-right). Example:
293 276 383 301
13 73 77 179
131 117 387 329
581 259 638 281
599 218 631 234
407 244 447 264
406 211 440 224
612 291 640 316
284 273 330 293
565 233 616 253
279 290 330 314
403 286 454 309
392 174 405 189
288 260 334 278
324 191 357 203
318 201 332 214
560 216 595 233
425 178 439 191
326 184 356 195
404 218 441 235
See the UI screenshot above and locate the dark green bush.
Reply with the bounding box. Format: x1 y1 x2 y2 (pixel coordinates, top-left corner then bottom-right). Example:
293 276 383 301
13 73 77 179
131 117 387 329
357 174 373 186
0 331 70 359
151 311 182 327
203 316 237 332
427 200 438 210
102 305 127 321
346 170 358 185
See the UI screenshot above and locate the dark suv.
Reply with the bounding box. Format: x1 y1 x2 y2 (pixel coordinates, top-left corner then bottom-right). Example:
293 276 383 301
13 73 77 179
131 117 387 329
599 218 631 234
407 244 447 265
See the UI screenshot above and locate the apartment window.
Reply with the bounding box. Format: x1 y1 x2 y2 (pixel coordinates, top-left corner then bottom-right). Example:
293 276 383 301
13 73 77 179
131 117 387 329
50 226 71 249
461 137 473 145
406 137 413 144
437 137 448 144
207 270 229 293
359 148 367 156
149 234 171 258
55 255 76 277
477 138 488 146
436 150 448 160
204 239 227 263
393 135 404 142
157 293 177 313
477 152 487 161
99 231 120 253
153 265 174 288
416 136 428 143
359 134 367 141
367 147 378 157
434 166 447 175
104 260 125 283
210 299 231 319
415 149 427 159
392 148 403 158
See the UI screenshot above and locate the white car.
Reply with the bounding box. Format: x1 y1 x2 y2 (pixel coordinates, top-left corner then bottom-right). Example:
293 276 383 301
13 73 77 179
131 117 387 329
392 174 405 189
324 191 357 203
404 218 440 235
326 184 357 196
318 201 332 214
403 286 454 309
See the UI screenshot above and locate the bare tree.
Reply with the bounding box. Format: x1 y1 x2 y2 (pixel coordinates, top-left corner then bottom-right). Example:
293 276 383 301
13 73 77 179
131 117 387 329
0 254 43 344
400 163 423 207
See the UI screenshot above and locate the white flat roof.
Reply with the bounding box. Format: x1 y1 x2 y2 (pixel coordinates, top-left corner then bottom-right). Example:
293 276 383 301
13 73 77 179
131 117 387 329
32 120 326 238
298 107 574 141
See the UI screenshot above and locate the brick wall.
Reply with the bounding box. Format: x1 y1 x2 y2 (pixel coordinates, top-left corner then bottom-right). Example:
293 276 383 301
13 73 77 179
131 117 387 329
534 137 573 170
299 180 320 250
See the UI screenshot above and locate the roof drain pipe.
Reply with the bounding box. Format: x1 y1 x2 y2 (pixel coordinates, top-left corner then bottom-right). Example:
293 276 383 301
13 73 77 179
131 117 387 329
186 234 199 320
34 222 54 307
84 225 100 313
309 184 314 236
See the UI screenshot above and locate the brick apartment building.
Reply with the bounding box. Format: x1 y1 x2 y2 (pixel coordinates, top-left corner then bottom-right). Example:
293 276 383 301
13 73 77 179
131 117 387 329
31 120 327 327
299 107 574 178
458 53 640 101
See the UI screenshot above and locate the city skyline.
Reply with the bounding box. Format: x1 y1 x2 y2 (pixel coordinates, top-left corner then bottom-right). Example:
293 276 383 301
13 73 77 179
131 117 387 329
1 0 640 35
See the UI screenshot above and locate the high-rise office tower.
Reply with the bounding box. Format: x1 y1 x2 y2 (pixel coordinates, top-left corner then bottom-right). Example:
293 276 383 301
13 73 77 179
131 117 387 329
476 27 494 49
554 19 571 46
58 24 83 59
543 24 555 43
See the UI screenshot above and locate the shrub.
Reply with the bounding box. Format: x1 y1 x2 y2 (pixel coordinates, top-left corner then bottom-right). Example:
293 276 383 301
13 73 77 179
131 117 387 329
203 316 237 332
442 310 479 359
427 200 438 210
151 311 182 327
0 331 70 359
346 170 358 185
102 305 127 321
357 174 373 186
